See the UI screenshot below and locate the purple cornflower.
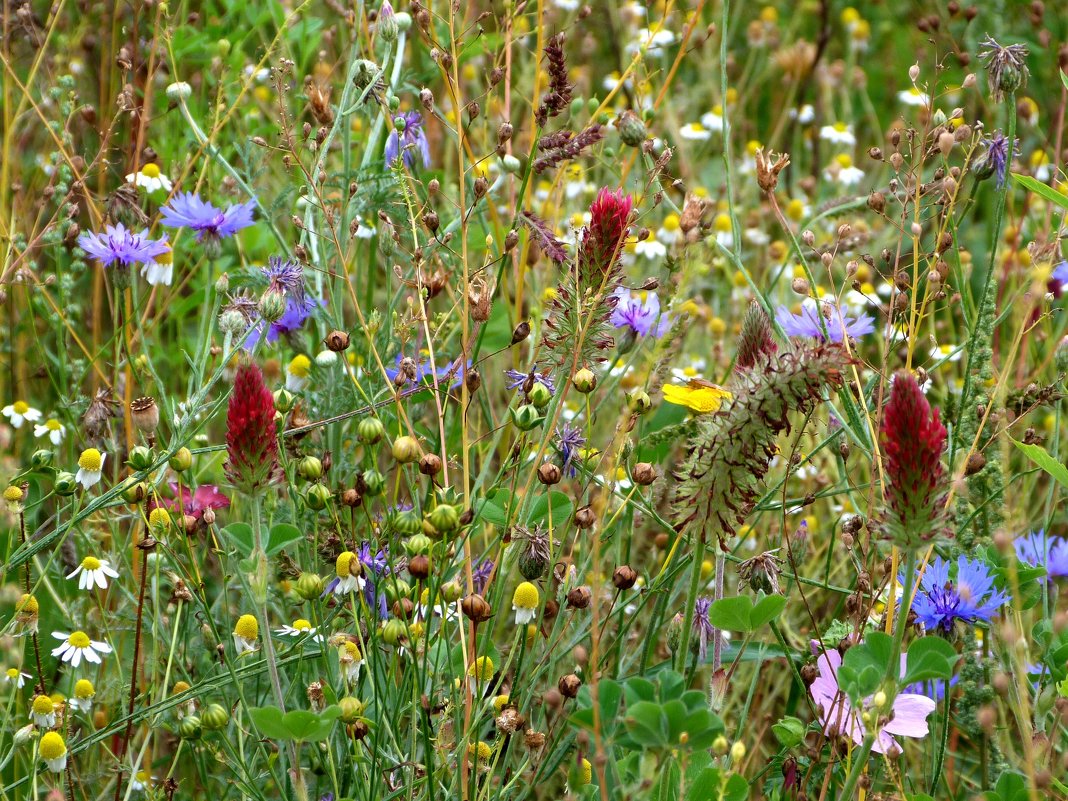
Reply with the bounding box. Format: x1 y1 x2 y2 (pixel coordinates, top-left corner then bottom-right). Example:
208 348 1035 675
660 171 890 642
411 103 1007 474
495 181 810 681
77 224 170 268
1014 530 1068 581
1051 261 1068 298
610 287 670 338
504 367 556 395
775 300 875 343
809 641 935 754
555 423 586 477
982 132 1018 188
909 555 1010 634
385 112 431 170
693 596 715 661
160 192 256 243
262 256 306 305
385 352 467 390
472 559 494 595
244 296 322 349
358 541 391 619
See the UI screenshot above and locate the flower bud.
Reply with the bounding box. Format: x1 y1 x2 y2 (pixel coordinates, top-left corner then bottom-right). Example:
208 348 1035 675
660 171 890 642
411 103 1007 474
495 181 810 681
169 447 193 472
202 703 229 730
528 382 552 409
572 368 597 393
273 388 295 413
510 404 543 431
128 446 154 471
258 289 287 323
628 389 652 414
405 533 433 556
427 503 460 534
178 715 203 740
617 109 647 146
338 696 365 723
54 471 78 496
408 554 431 580
122 481 149 504
359 469 385 496
166 81 192 101
612 565 638 589
31 449 54 469
304 483 333 510
381 618 407 646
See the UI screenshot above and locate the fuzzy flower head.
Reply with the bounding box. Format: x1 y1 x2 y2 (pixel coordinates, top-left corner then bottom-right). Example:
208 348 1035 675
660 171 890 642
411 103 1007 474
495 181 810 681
511 582 540 625
808 642 936 755
224 363 281 496
262 257 307 305
385 112 431 169
879 371 950 548
160 192 256 246
232 614 259 654
75 448 106 490
775 299 875 344
1014 530 1068 581
910 556 1010 634
66 555 119 591
51 631 112 667
77 224 170 268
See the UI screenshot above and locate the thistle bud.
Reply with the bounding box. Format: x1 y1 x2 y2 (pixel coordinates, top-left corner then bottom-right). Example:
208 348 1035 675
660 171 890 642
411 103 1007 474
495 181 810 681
258 289 287 323
616 109 647 147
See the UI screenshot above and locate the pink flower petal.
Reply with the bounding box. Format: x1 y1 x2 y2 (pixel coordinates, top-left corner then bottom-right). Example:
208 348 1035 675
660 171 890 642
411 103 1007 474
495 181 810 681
882 693 937 738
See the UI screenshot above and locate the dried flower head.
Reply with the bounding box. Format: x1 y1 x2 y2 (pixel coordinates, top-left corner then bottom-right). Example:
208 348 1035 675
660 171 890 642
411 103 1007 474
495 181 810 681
977 36 1029 101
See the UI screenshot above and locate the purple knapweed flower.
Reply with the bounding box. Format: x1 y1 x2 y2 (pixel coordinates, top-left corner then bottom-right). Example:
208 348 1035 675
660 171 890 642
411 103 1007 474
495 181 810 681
809 641 936 755
77 224 170 268
908 555 1010 633
160 192 256 243
610 287 670 338
262 256 307 305
385 112 431 170
775 299 875 343
1014 529 1068 581
982 131 1018 189
472 559 494 595
244 296 322 349
555 423 586 477
358 541 391 619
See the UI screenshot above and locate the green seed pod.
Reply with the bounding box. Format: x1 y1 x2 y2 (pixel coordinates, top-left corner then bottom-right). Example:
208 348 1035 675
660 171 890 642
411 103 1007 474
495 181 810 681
122 481 149 504
427 504 460 534
297 456 323 481
201 703 229 730
528 382 552 409
178 715 203 740
357 417 386 445
440 579 463 603
360 469 385 496
405 534 433 556
304 483 333 511
31 449 54 470
392 435 421 463
295 572 325 601
381 618 407 647
572 368 597 393
392 509 423 537
628 389 652 414
510 404 543 431
338 696 365 723
169 447 193 472
127 445 154 471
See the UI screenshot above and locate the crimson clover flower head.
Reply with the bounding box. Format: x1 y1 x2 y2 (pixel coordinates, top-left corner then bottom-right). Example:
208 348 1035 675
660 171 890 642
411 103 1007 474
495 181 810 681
160 192 256 243
879 371 950 548
225 362 281 495
77 224 170 268
908 555 1010 633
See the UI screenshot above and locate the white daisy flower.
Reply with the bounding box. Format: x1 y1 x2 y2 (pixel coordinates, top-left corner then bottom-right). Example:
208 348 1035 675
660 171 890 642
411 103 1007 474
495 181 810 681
33 418 66 444
30 695 56 727
140 243 174 286
790 104 815 124
819 122 856 146
657 214 682 245
826 154 864 186
511 582 540 625
131 771 157 793
679 122 712 141
629 27 676 56
634 239 667 260
339 641 364 682
286 354 312 392
332 552 366 596
897 87 930 107
51 631 113 668
232 614 260 655
125 163 173 194
66 555 120 591
4 668 31 688
670 358 707 382
275 619 323 643
38 732 67 773
75 449 105 490
701 106 725 133
930 343 962 364
2 401 42 428
602 71 631 93
70 679 95 713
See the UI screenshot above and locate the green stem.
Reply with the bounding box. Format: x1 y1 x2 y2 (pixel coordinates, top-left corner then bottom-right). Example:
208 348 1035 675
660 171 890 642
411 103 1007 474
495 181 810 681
674 533 706 672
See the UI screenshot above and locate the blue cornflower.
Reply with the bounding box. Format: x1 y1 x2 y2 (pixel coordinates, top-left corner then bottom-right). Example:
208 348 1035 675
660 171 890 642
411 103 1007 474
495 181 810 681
775 299 875 343
610 287 670 338
244 296 322 349
385 352 467 390
77 224 170 268
160 192 256 243
504 367 556 394
472 559 494 595
909 555 1010 633
1014 529 1068 581
555 423 586 477
358 541 391 619
982 132 1019 189
693 596 716 661
385 112 431 169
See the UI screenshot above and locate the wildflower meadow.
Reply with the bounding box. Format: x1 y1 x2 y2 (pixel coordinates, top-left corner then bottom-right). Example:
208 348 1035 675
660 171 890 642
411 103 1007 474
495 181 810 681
3 1 1068 799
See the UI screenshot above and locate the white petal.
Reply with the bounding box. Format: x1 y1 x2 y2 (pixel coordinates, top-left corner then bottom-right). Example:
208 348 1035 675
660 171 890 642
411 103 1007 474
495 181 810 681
51 631 69 641
94 571 108 589
69 649 82 667
83 649 101 664
91 640 112 653
66 566 82 580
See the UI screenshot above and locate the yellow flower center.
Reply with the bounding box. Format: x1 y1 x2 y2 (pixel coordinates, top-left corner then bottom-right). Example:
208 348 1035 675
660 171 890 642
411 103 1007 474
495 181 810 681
336 551 357 578
760 6 778 23
39 732 66 760
687 122 707 133
288 354 312 378
32 695 54 715
710 104 723 116
834 122 848 132
173 681 191 694
74 679 95 699
725 88 738 104
6 668 19 679
4 485 23 502
234 615 259 640
341 641 362 660
80 556 101 570
68 631 91 649
662 214 680 232
512 581 540 610
714 214 732 232
12 401 29 414
149 508 170 528
155 245 173 265
45 418 62 431
78 448 102 471
746 139 762 155
141 163 161 178
468 655 495 680
492 694 510 712
292 619 312 631
836 154 854 169
17 594 38 614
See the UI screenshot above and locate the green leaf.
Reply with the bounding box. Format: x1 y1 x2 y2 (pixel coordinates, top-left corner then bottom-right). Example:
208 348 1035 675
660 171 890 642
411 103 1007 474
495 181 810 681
476 492 511 527
722 774 748 801
1011 173 1068 212
1010 437 1068 490
904 637 958 685
984 771 1029 801
220 522 255 556
772 716 805 748
623 701 667 748
686 767 723 801
282 706 341 741
268 523 303 555
527 491 573 526
838 631 894 701
708 596 754 632
749 594 787 628
248 706 290 740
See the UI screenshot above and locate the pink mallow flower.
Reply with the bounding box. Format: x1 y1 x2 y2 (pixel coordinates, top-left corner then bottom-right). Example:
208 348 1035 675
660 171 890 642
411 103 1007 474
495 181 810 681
808 642 936 755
